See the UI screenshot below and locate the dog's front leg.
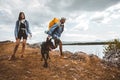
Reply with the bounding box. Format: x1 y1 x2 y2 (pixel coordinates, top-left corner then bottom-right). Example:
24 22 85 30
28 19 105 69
43 53 48 68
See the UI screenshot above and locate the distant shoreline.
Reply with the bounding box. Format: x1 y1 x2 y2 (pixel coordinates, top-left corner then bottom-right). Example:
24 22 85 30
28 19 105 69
63 42 113 45
0 40 114 45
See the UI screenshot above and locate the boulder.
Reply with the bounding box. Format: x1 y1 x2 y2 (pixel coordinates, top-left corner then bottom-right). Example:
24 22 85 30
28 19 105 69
103 49 120 67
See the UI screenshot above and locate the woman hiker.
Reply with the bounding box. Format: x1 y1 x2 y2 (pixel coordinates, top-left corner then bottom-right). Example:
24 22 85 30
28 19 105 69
9 12 32 60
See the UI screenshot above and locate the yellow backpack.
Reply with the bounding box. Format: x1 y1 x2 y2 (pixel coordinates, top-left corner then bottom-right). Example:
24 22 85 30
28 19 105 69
48 18 59 30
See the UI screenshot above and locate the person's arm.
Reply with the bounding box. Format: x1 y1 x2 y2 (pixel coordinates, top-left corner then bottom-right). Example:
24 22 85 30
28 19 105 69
26 20 32 37
14 21 18 39
47 24 58 36
61 25 64 33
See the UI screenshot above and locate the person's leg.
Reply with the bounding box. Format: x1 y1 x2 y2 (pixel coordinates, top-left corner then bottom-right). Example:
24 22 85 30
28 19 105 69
9 39 20 60
59 40 63 56
14 39 21 54
54 38 59 49
43 52 49 68
41 48 45 61
54 39 57 48
21 39 26 58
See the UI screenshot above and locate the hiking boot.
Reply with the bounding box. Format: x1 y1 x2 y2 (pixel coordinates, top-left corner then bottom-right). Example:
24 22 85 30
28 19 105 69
8 55 15 61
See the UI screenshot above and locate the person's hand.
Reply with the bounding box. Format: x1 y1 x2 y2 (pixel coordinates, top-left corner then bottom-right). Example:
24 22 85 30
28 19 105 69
30 34 32 38
48 35 50 38
45 30 48 34
16 37 18 40
29 34 32 39
47 35 52 40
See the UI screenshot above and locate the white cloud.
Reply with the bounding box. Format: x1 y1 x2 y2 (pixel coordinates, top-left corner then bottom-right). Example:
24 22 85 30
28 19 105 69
61 32 98 42
0 0 120 43
69 14 89 31
91 3 120 24
0 24 13 32
72 22 89 31
107 31 119 38
0 24 14 41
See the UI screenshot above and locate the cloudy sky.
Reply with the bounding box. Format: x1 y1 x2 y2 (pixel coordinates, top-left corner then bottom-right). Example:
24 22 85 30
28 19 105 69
0 0 120 43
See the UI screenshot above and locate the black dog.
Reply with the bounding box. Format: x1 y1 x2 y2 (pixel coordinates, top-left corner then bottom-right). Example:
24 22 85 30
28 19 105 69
41 39 54 68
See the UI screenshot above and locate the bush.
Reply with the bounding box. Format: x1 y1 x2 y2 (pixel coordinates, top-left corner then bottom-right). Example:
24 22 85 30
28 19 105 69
104 39 120 54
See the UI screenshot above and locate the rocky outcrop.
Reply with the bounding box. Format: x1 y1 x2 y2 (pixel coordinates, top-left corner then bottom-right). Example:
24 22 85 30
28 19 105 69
0 40 13 44
28 43 40 48
103 49 120 67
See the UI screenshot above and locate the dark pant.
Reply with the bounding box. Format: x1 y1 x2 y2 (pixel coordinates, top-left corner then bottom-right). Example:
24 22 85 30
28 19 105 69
18 31 27 39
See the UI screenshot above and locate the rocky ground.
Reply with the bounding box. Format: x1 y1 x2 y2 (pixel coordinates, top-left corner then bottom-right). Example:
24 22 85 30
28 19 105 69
103 49 120 67
0 41 120 80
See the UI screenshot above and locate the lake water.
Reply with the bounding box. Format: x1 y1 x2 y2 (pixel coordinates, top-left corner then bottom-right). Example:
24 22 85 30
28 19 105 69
56 45 107 59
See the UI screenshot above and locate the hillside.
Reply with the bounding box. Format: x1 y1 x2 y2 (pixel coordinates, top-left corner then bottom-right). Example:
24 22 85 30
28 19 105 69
0 41 120 80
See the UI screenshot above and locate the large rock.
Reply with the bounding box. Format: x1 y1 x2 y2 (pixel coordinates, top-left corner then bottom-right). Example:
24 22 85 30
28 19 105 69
103 49 120 67
0 40 13 44
28 43 40 48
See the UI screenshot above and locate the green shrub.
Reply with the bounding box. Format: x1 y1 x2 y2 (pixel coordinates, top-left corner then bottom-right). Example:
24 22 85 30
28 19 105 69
104 39 120 54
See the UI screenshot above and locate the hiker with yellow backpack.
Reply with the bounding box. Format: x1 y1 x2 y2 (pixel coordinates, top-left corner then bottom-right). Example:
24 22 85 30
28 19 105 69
46 17 66 56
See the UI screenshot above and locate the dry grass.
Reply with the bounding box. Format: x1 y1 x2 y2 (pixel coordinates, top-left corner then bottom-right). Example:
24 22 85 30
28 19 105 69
0 42 120 80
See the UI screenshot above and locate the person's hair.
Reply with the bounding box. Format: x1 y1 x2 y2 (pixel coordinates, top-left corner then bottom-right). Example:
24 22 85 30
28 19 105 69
18 12 25 20
60 17 66 20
